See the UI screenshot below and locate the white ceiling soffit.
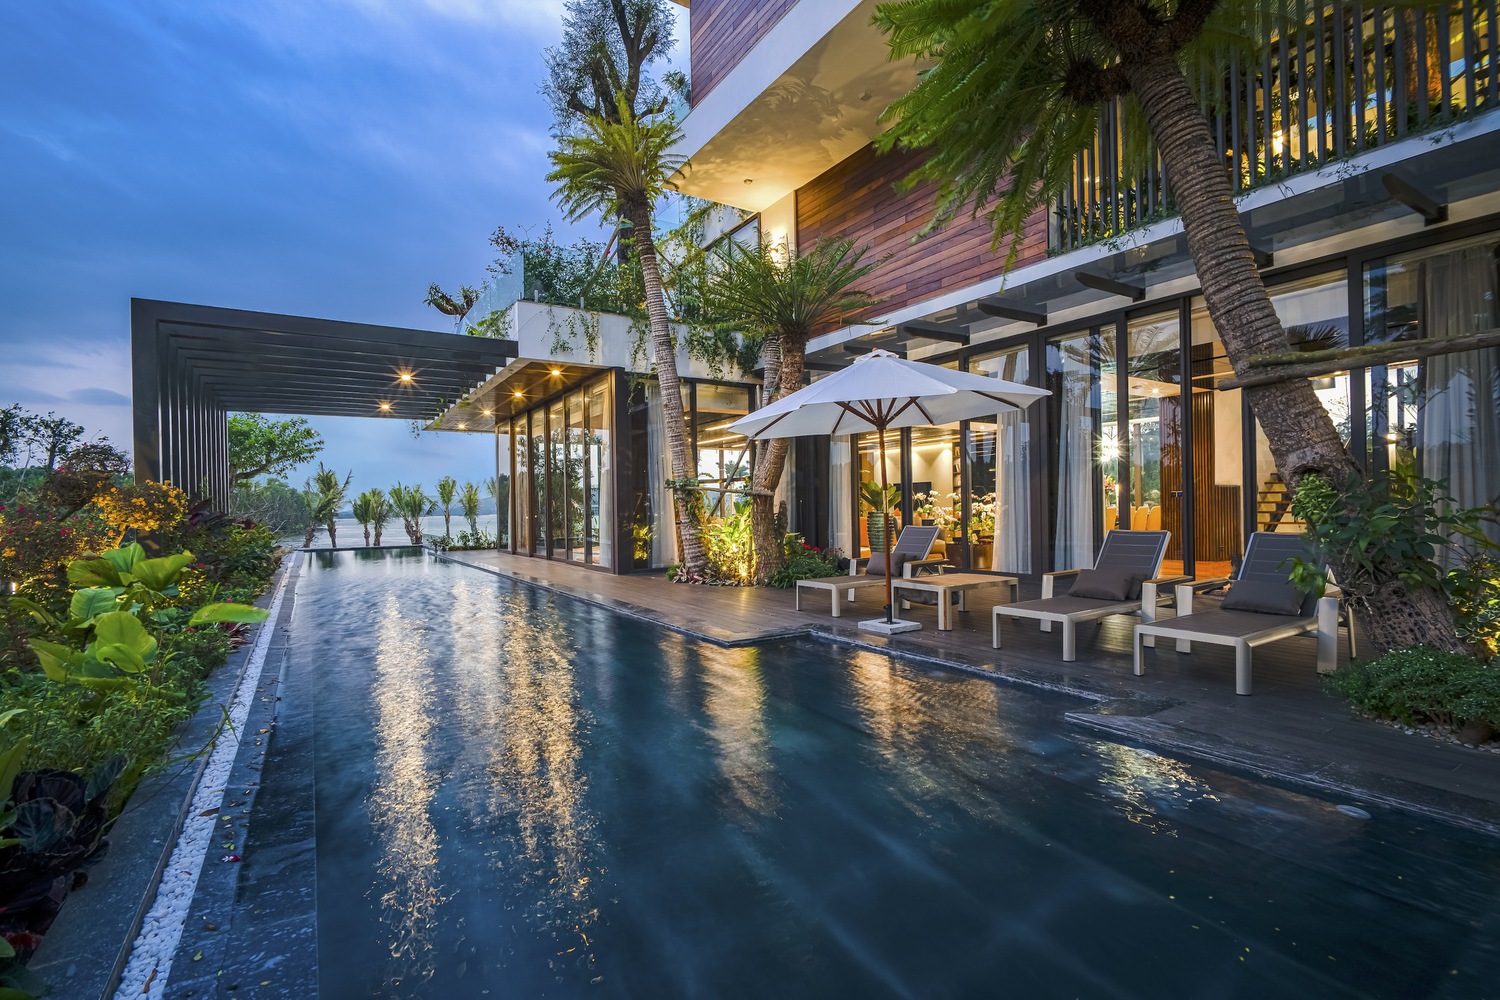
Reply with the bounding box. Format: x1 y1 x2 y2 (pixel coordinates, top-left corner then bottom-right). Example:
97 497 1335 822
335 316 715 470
674 0 920 212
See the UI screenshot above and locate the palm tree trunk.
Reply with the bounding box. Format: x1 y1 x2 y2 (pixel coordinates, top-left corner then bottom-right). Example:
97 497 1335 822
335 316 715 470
303 524 317 548
374 523 383 546
627 203 708 578
1121 46 1463 654
327 518 338 549
363 524 371 546
750 336 805 582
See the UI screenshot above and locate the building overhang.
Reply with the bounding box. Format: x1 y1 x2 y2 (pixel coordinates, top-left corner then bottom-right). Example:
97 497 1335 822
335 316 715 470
673 0 919 212
804 112 1500 366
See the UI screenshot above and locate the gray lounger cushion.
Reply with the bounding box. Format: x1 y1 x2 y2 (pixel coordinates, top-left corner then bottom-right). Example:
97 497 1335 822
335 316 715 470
1221 579 1305 616
1067 567 1145 602
866 552 910 577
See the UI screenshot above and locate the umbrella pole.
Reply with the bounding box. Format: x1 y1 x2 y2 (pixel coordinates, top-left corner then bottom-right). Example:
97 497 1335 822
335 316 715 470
878 422 894 624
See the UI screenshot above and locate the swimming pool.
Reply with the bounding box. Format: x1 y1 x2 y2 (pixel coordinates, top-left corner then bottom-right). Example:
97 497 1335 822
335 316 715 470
282 550 1498 998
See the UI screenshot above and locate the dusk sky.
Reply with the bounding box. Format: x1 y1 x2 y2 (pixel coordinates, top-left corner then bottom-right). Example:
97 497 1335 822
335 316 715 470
1 0 687 491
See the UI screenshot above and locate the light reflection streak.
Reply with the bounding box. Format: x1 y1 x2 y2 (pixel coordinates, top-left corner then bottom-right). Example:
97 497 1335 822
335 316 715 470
847 653 1007 823
699 646 779 824
370 594 443 991
491 592 602 977
1092 743 1218 834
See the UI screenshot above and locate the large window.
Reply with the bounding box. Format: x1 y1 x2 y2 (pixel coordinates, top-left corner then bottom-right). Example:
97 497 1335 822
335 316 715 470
1047 328 1109 571
1366 234 1500 563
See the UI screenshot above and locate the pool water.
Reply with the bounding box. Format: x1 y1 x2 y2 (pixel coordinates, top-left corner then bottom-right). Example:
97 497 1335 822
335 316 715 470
290 551 1500 998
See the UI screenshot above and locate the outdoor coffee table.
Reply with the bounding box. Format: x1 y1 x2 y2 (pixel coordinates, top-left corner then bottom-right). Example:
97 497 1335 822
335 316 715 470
894 572 1020 631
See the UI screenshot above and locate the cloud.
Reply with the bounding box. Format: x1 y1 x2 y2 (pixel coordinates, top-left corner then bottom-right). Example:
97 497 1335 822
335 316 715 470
69 388 132 407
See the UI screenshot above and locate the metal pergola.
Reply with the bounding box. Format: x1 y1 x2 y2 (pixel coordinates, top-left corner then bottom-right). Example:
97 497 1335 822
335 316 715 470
130 298 518 508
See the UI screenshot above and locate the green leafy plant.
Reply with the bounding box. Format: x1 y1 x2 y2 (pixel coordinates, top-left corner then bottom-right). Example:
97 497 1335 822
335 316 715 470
11 543 268 693
701 500 755 585
766 535 843 589
1325 647 1500 735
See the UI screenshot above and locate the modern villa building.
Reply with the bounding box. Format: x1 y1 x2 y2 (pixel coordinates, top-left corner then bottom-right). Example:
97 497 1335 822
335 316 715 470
136 2 1499 580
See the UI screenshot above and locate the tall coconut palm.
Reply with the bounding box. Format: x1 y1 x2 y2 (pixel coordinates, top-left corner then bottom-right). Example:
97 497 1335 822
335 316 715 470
548 92 708 578
436 475 458 540
459 481 483 538
706 236 883 581
871 0 1460 654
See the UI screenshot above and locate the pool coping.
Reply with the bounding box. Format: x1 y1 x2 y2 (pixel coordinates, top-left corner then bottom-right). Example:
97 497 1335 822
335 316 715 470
435 548 1500 839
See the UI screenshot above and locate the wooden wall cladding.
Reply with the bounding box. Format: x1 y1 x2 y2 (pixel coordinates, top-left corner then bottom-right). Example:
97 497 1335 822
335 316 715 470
690 0 799 107
796 144 1050 331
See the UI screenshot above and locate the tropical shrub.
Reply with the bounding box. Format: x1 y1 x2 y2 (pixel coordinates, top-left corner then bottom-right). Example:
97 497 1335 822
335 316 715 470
766 535 843 589
93 480 191 550
701 501 755 585
1325 647 1500 736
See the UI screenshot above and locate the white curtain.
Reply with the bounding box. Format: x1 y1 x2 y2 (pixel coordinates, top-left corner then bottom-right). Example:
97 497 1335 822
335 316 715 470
1419 246 1500 568
994 410 1031 573
645 382 678 567
829 437 852 556
1054 347 1097 569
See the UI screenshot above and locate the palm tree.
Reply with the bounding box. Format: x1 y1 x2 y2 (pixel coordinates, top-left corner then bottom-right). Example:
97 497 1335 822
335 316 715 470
352 490 375 546
388 482 435 545
459 481 482 538
436 475 458 540
313 465 352 548
548 92 708 579
352 488 389 546
301 464 349 548
870 0 1460 654
705 237 882 581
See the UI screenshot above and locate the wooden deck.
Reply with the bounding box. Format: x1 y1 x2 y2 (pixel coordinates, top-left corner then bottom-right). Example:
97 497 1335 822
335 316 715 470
439 549 1500 834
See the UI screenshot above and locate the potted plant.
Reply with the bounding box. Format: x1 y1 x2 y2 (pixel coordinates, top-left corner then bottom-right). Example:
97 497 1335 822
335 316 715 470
859 479 901 554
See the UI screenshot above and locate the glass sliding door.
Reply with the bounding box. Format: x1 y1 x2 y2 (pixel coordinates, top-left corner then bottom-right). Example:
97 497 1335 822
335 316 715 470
1186 300 1244 578
1125 311 1183 574
692 383 752 520
513 417 530 555
586 378 613 567
495 426 511 549
970 346 1034 574
530 409 546 556
567 393 586 562
1047 328 1109 571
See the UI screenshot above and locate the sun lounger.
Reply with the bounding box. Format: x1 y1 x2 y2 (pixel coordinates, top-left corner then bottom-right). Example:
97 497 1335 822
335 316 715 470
795 525 945 617
1133 532 1340 695
992 530 1183 661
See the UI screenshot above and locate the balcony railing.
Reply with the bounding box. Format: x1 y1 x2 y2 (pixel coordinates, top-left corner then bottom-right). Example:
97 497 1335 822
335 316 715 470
1052 0 1498 251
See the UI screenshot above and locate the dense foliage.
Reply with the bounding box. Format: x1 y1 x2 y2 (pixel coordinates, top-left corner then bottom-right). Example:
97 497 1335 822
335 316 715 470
765 536 844 589
227 414 324 484
1325 648 1500 736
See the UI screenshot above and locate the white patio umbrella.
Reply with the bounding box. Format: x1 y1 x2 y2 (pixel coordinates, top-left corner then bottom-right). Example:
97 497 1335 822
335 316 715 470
728 348 1050 634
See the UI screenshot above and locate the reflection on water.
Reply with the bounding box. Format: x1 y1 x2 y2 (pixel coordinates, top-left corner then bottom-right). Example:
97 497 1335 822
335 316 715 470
1092 743 1220 836
370 594 444 991
492 594 601 977
699 646 778 825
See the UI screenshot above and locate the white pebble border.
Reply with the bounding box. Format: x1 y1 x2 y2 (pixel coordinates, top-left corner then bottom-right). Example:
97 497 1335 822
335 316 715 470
113 551 299 1000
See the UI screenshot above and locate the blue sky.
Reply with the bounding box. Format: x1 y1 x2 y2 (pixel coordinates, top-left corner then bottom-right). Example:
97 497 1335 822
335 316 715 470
1 0 686 492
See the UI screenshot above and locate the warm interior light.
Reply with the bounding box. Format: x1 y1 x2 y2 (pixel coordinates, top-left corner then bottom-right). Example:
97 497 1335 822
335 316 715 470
398 372 414 383
482 409 492 416
513 389 524 398
378 401 391 411
550 367 562 377
1386 432 1398 442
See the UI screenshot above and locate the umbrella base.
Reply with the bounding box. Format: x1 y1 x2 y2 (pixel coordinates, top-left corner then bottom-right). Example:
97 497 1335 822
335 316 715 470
858 618 923 635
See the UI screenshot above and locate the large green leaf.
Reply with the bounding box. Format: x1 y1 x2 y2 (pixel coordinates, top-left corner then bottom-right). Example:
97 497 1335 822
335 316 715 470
69 587 122 624
105 542 145 572
67 557 123 588
10 799 72 852
0 735 31 805
0 708 25 730
28 640 86 683
92 611 158 665
92 642 148 674
131 551 194 592
188 602 271 626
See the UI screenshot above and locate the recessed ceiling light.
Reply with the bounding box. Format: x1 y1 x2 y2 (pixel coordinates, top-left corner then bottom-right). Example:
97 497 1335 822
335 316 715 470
457 422 466 430
550 367 562 377
481 408 492 416
513 389 524 398
398 372 414 383
378 401 391 411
